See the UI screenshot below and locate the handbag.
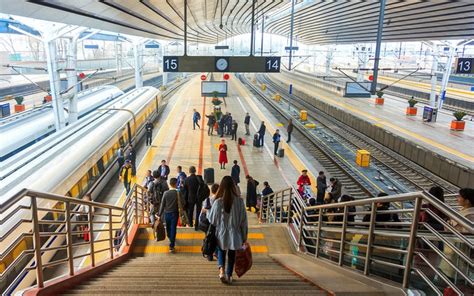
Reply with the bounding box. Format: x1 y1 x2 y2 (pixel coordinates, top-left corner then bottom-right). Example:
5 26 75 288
201 224 217 258
153 219 166 242
198 198 212 232
176 191 189 226
235 242 252 277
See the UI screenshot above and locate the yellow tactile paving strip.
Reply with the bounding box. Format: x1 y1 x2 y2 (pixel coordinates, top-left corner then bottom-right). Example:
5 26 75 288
132 245 269 254
137 232 265 240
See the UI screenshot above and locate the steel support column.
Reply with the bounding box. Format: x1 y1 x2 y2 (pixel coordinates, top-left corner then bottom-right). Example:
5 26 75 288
370 0 386 95
45 38 66 130
260 15 265 56
288 0 296 71
437 46 454 110
429 48 438 107
66 36 79 122
134 42 143 88
250 0 256 56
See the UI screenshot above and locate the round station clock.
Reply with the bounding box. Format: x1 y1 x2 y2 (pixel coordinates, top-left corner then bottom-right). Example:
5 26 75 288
215 57 229 72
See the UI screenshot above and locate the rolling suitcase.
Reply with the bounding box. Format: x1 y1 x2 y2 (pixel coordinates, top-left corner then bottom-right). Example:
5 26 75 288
278 148 285 158
204 168 215 184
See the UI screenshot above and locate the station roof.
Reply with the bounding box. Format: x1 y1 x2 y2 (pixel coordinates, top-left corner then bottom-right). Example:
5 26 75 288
2 0 473 45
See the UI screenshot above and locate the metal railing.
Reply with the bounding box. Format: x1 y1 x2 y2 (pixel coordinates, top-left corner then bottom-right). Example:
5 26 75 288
260 188 473 295
1 184 149 295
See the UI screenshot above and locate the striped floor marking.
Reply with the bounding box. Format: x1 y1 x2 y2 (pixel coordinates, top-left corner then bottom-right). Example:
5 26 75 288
133 245 268 254
137 232 264 240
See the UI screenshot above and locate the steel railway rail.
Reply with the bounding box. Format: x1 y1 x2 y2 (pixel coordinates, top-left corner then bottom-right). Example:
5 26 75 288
252 74 459 200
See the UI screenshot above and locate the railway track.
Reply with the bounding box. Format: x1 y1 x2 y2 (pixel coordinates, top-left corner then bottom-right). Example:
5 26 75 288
239 75 373 200
240 74 459 203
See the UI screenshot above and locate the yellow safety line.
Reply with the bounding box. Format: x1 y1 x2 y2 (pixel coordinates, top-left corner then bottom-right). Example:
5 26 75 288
232 79 319 193
138 232 265 240
278 74 474 163
132 245 268 253
378 75 474 98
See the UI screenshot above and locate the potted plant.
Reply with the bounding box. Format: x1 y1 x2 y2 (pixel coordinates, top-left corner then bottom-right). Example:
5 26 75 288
211 91 222 106
451 111 467 131
375 90 384 105
406 97 418 116
14 96 25 113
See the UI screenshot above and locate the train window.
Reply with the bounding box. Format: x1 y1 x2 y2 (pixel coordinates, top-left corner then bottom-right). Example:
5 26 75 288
97 158 105 174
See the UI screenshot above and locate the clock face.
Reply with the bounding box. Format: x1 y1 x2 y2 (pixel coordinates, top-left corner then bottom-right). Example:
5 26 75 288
216 57 229 71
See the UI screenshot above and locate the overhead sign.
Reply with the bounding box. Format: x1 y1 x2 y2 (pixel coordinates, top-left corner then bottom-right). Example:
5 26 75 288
201 81 228 97
215 45 229 50
455 58 474 74
289 84 293 95
163 56 281 73
84 44 99 49
344 82 371 98
284 46 299 51
145 44 160 48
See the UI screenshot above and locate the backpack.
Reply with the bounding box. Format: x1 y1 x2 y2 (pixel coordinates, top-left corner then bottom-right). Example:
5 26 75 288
201 224 217 258
198 198 212 232
150 181 165 206
197 182 210 204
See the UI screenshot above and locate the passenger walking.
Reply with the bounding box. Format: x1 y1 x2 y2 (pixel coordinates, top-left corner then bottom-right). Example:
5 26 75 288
79 194 94 241
362 193 400 225
287 119 294 143
119 160 133 195
145 120 153 146
193 108 201 130
158 178 183 253
208 176 248 284
420 186 446 230
244 112 251 135
195 175 210 231
117 146 125 171
219 114 226 137
246 175 259 211
184 166 199 228
316 171 327 205
258 121 266 147
176 166 187 192
262 181 274 197
142 169 154 189
226 113 233 135
450 188 474 232
297 170 311 197
206 113 216 136
328 177 342 203
272 129 281 155
231 160 240 185
231 120 238 141
149 172 169 224
157 160 170 180
218 139 228 169
126 145 136 176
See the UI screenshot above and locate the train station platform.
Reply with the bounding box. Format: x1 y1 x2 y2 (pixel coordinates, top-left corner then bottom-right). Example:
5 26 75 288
271 70 474 169
40 75 405 295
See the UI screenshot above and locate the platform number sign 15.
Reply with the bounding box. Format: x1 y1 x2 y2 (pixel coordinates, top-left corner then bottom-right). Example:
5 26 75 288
456 58 474 74
265 57 281 72
163 56 179 72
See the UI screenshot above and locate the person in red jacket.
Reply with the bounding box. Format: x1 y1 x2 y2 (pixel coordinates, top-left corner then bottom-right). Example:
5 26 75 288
218 139 228 169
297 170 311 196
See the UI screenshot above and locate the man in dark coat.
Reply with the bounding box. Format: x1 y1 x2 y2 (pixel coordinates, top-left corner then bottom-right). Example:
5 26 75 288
219 114 227 137
205 113 216 136
226 113 233 135
246 175 259 211
145 121 153 146
244 112 251 135
184 166 200 228
157 160 170 180
316 171 327 204
231 160 240 185
287 118 294 143
231 120 238 141
258 121 266 147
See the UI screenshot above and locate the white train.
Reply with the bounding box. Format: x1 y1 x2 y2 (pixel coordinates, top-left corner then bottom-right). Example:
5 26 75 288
0 85 165 294
0 85 124 162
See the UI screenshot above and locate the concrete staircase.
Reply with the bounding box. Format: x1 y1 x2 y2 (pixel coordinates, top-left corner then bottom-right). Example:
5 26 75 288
60 227 327 295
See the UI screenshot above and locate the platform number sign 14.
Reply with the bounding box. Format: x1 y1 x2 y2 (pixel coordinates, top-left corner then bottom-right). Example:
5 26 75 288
163 56 179 72
456 58 474 74
265 57 281 72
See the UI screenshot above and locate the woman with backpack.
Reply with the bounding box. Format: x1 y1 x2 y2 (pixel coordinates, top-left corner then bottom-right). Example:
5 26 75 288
208 176 248 284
